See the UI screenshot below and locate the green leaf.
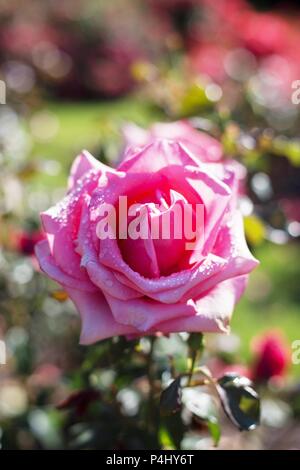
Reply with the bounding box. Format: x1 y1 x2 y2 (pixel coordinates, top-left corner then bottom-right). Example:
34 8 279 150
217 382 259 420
244 215 266 246
217 373 260 431
161 413 185 450
160 377 182 416
207 417 221 447
159 426 176 450
180 83 210 117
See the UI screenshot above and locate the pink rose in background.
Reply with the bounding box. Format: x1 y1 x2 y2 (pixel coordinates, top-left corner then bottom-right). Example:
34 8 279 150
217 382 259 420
186 0 300 108
207 358 252 380
237 12 291 58
122 120 223 162
188 43 229 84
36 130 258 344
122 120 246 192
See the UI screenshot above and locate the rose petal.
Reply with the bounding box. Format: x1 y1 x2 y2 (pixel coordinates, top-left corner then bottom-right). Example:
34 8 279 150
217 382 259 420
121 120 223 163
118 140 200 173
41 155 115 281
154 276 248 334
68 150 102 190
66 287 138 344
85 260 142 301
180 211 259 301
103 291 197 331
114 253 226 304
35 240 96 292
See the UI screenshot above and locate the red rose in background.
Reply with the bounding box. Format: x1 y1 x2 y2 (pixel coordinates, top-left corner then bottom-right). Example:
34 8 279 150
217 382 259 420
15 229 45 256
252 331 290 383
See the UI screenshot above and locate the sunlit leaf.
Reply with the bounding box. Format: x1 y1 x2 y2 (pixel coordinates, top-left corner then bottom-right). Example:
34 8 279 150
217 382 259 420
159 426 176 450
180 83 210 117
207 416 221 446
217 373 260 431
244 215 266 246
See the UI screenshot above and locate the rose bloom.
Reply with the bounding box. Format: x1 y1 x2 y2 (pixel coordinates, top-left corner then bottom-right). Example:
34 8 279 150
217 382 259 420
36 127 258 344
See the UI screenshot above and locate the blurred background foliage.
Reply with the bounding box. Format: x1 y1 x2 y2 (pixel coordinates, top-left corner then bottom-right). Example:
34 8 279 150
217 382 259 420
0 0 300 450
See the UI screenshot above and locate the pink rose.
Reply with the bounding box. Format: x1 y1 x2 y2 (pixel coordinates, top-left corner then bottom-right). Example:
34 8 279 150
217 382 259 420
36 134 258 344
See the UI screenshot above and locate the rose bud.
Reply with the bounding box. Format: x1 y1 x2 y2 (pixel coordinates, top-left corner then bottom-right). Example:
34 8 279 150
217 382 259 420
252 331 290 383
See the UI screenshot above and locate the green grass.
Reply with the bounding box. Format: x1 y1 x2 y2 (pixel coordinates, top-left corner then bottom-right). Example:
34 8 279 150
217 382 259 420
27 98 162 189
41 98 159 156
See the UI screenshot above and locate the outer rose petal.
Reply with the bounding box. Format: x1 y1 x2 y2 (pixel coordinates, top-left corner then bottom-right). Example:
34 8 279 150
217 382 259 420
118 140 200 173
41 172 99 280
103 291 197 331
180 211 259 301
35 240 96 292
41 156 117 281
68 150 103 190
84 261 142 301
122 123 149 149
121 121 246 197
66 288 138 344
154 276 248 334
122 121 223 163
